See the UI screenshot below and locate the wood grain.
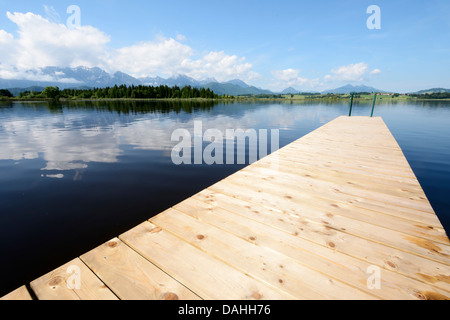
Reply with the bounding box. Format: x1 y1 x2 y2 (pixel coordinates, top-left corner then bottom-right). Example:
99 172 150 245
1 286 33 300
14 116 450 300
81 238 200 300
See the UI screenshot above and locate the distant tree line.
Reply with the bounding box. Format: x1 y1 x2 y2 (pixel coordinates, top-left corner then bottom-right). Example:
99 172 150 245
241 94 284 99
0 89 13 98
298 92 321 96
409 92 450 99
18 85 221 100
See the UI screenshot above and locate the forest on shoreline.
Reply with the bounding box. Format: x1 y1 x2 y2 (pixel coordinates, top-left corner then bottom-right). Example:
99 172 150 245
1 85 450 102
0 85 224 101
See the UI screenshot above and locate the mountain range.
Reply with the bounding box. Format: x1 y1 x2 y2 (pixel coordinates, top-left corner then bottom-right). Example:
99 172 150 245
321 84 386 94
0 66 276 96
413 88 450 94
1 66 444 96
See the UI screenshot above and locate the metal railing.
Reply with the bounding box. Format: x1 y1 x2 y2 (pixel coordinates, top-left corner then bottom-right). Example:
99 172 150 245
348 92 378 117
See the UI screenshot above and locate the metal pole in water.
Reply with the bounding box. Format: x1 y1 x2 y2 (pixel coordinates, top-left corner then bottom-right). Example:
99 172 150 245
349 93 354 117
371 93 377 117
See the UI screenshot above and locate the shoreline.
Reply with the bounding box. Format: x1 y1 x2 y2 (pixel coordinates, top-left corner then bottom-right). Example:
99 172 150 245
2 96 450 103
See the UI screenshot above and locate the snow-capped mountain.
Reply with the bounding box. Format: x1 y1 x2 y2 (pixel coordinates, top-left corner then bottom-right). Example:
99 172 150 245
0 66 273 95
1 66 388 96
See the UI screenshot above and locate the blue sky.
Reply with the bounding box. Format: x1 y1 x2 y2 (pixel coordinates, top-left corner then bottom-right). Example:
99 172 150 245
0 0 449 92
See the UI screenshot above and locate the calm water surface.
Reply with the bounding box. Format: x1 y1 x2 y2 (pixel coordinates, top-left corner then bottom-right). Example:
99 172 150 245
0 100 449 296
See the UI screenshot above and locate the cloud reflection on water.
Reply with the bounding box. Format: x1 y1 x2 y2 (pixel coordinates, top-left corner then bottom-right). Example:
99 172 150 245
0 102 321 176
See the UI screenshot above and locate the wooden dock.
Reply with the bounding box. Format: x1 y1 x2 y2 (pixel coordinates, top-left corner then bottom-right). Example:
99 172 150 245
2 116 450 300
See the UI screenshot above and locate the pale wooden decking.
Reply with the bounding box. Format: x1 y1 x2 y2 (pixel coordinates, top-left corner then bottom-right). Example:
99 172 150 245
2 116 450 300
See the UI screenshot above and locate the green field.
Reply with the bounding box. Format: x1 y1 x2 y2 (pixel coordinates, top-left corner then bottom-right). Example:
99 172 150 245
280 93 413 102
2 86 449 103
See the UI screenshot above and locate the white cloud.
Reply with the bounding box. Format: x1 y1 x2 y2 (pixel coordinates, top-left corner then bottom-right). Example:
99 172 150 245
0 29 14 43
110 40 259 82
0 11 259 83
0 64 82 83
324 62 369 82
271 68 320 91
0 29 14 64
182 51 259 82
322 63 382 89
370 68 382 75
43 5 61 23
44 174 65 179
3 12 110 72
272 69 302 82
176 33 187 42
109 37 194 78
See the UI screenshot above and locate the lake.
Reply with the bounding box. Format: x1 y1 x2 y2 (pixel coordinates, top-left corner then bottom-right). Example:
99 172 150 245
0 99 449 296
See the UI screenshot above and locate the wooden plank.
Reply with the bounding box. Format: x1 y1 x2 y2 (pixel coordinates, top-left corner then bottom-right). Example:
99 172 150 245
297 137 405 151
119 221 294 300
294 128 405 150
296 118 406 150
263 151 422 189
173 196 450 298
189 191 450 293
274 156 421 185
30 258 118 300
240 165 449 244
249 159 440 228
284 136 413 158
248 160 426 204
80 238 200 300
250 163 439 229
283 143 409 164
275 150 418 179
0 286 33 300
251 169 439 228
261 154 423 191
209 179 450 265
241 164 433 213
11 115 449 300
151 208 378 300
